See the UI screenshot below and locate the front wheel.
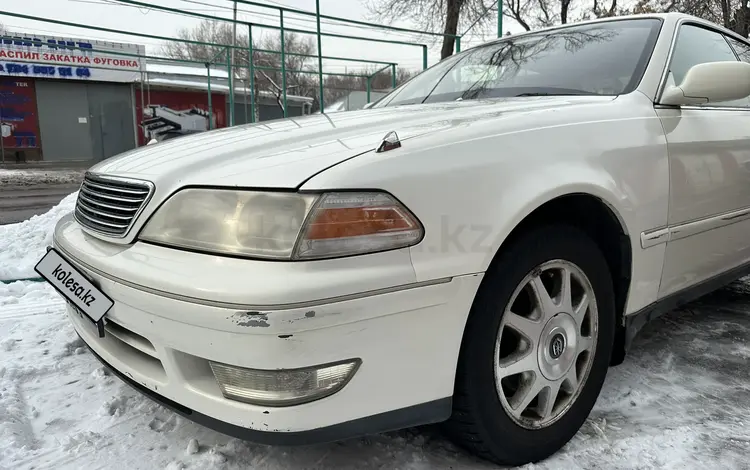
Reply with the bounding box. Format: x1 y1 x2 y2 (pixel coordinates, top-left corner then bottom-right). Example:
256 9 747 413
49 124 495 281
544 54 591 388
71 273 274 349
444 225 616 466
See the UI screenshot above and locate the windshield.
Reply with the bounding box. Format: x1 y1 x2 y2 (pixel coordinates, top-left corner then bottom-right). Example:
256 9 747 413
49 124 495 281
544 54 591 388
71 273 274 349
374 18 662 108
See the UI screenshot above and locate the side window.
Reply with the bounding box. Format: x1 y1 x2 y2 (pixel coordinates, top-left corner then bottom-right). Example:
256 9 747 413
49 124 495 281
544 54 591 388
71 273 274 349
726 36 750 63
668 24 747 107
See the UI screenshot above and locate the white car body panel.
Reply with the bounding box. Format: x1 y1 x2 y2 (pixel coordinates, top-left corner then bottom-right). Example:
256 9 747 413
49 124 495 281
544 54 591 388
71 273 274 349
49 12 750 448
60 234 484 432
655 105 750 296
650 16 750 298
303 92 670 314
88 90 674 314
55 215 419 306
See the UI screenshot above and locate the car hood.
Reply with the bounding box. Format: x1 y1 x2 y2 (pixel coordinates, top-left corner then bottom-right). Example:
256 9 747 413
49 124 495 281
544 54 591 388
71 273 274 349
91 95 615 190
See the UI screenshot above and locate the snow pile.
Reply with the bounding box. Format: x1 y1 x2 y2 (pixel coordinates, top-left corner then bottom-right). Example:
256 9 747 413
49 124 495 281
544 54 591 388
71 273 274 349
0 191 78 281
0 281 63 308
0 169 85 186
0 281 748 470
0 378 36 464
1 206 749 468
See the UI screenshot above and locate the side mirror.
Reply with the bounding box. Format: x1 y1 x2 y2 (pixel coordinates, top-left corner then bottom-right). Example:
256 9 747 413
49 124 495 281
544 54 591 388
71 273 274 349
660 61 750 106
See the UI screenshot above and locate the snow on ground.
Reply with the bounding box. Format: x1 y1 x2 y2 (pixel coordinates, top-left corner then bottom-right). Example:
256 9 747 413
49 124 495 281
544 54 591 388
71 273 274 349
0 191 78 281
1 206 749 470
0 169 85 186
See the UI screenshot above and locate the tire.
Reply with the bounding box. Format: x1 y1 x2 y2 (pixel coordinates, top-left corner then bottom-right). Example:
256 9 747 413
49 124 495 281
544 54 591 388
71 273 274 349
443 224 616 466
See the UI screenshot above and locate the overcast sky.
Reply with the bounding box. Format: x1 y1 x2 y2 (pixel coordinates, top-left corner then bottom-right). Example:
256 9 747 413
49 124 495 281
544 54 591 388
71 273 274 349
3 0 524 75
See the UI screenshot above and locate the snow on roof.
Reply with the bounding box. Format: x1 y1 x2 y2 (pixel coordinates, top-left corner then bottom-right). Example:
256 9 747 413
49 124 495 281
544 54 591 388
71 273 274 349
146 62 230 79
143 61 313 103
144 77 313 103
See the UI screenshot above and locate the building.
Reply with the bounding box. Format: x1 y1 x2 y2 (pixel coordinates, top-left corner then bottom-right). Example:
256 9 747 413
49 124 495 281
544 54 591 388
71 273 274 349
139 63 313 144
0 31 314 164
1 32 145 164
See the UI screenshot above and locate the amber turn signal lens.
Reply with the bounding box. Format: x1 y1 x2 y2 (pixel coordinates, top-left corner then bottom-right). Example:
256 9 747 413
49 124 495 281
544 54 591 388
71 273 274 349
304 206 415 240
293 192 423 260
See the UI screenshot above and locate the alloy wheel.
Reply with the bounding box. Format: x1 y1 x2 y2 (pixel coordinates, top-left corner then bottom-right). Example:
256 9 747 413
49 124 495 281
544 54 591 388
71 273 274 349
494 259 598 429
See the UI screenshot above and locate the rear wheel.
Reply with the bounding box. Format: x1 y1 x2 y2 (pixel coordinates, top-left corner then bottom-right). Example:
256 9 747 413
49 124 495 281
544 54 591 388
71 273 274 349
444 225 615 466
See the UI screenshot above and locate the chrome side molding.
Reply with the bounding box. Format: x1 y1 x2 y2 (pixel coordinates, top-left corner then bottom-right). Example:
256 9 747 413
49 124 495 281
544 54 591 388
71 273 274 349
641 206 750 249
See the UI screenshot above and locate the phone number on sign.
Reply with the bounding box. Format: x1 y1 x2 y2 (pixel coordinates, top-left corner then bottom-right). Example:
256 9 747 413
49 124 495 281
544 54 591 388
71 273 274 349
0 62 91 77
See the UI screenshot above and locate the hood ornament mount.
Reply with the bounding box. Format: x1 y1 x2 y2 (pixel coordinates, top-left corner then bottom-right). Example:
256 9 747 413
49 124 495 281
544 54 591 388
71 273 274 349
376 131 401 153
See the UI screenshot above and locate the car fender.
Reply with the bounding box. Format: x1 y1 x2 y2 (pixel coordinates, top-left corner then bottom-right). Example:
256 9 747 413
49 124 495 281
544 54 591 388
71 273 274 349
300 93 670 315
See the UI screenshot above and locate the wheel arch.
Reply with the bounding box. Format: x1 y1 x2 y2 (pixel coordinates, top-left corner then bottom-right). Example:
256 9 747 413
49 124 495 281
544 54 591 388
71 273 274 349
482 191 633 365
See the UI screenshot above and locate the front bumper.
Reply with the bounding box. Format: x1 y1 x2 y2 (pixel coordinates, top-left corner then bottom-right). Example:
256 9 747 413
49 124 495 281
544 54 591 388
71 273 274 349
83 341 452 445
55 215 483 443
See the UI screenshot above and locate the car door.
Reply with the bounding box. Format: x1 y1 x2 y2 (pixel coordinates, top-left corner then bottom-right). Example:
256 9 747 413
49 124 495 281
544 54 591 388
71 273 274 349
655 22 750 298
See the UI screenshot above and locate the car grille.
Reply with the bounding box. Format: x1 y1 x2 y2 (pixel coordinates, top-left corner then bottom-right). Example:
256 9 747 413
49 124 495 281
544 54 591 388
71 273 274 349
74 174 154 237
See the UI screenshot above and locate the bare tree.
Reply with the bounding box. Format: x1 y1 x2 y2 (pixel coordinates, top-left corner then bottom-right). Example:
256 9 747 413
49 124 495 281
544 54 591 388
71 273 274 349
503 0 583 31
607 0 748 37
162 20 419 114
509 0 625 30
322 66 416 106
252 32 316 102
504 0 534 30
161 20 320 113
731 3 750 36
367 0 499 59
161 20 240 64
507 0 723 33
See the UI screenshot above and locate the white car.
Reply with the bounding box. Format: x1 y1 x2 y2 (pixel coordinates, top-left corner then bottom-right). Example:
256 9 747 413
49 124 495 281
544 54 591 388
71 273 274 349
36 13 750 466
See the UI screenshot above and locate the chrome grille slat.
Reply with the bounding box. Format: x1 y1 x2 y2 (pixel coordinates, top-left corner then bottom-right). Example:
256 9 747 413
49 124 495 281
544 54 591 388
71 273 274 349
77 201 134 221
75 208 129 229
78 193 139 212
82 180 150 196
74 174 153 237
80 186 144 204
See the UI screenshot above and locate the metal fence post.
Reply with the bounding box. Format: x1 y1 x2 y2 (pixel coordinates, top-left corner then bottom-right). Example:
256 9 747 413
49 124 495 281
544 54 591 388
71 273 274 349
248 24 256 123
227 48 235 126
498 1 503 37
366 75 371 103
243 79 248 124
139 71 146 144
206 63 213 130
0 8 484 123
280 10 288 118
316 0 324 113
391 63 396 89
2 11 439 91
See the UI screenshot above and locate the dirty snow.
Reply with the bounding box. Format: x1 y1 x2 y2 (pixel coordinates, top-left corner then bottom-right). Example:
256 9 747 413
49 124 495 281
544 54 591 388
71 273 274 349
1 205 749 469
0 191 78 281
0 169 85 186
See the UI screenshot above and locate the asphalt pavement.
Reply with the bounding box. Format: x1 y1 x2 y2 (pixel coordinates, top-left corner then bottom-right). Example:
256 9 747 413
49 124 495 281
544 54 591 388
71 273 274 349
0 183 81 225
0 168 85 225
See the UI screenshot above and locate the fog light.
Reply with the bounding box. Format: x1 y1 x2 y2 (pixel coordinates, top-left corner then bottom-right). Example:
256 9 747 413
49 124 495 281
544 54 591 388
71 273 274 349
209 359 361 406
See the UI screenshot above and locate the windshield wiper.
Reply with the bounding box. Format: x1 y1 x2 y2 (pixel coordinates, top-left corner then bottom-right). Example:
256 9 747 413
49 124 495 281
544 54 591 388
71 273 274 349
515 90 596 97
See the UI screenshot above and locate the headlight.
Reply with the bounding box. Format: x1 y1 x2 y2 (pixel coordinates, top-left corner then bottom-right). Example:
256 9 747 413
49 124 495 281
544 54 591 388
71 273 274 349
139 189 423 260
